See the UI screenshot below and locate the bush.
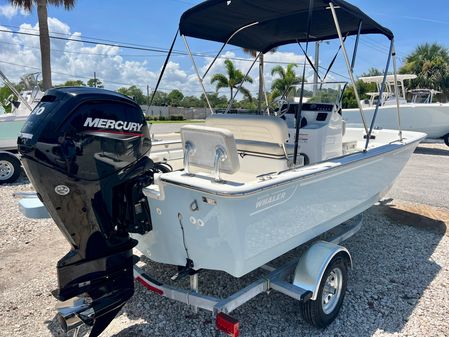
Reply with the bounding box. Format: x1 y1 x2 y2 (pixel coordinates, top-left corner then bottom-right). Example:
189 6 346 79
170 115 184 121
144 115 185 122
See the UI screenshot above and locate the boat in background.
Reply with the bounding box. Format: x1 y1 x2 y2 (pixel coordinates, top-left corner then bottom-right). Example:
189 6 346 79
343 74 449 146
0 71 43 151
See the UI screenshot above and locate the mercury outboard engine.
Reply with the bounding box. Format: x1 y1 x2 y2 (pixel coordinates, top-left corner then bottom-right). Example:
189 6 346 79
18 87 154 336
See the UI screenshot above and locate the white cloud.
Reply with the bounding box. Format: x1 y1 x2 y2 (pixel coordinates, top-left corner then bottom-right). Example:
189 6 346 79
0 4 29 19
0 17 313 100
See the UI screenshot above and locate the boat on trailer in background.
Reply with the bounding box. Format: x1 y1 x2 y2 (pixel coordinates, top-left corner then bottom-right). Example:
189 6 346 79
0 71 43 183
17 1 426 336
343 74 449 146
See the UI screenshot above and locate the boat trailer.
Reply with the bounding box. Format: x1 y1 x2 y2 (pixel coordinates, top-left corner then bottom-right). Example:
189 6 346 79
16 193 362 337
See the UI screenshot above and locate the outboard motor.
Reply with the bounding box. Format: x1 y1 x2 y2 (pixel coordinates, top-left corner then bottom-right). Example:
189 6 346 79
18 87 154 336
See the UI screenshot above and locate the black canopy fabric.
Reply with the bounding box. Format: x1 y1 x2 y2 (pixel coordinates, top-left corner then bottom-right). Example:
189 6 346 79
179 0 394 53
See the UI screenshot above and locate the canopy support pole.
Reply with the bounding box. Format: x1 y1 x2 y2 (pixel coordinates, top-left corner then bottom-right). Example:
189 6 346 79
293 0 314 166
0 69 33 111
182 35 214 115
297 42 322 84
201 22 259 80
225 52 261 114
329 2 369 135
391 39 403 141
351 20 363 71
320 35 347 87
148 29 179 107
364 40 394 150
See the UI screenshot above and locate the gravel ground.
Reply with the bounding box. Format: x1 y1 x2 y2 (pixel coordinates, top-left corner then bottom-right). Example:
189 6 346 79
387 142 449 208
0 144 448 337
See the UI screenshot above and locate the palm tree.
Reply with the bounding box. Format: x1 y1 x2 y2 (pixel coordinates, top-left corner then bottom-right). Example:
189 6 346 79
9 0 76 90
271 64 303 99
242 48 277 112
400 43 449 98
211 59 253 100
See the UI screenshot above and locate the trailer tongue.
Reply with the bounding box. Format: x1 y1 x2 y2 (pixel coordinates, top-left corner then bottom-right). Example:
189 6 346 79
18 87 155 336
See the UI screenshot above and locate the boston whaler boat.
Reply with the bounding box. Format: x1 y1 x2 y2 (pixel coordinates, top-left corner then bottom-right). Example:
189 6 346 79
17 1 426 336
343 74 449 146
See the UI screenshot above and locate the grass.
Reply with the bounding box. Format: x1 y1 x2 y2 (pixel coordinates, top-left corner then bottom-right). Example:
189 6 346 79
147 120 205 124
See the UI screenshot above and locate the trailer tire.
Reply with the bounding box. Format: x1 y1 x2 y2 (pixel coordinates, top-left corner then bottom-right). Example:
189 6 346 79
299 254 348 328
443 134 449 147
0 153 21 184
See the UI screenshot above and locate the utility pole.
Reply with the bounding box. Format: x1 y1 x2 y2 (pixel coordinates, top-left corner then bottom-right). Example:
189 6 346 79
93 72 97 88
146 85 151 115
313 41 320 95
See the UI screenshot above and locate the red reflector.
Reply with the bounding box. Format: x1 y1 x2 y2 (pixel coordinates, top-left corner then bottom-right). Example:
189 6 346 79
136 276 164 295
216 313 240 337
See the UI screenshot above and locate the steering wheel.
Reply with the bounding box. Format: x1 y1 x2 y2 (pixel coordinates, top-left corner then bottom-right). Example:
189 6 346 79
269 97 290 118
3 94 14 107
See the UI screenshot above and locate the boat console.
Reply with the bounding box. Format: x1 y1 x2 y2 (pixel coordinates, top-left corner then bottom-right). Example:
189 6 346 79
284 102 344 165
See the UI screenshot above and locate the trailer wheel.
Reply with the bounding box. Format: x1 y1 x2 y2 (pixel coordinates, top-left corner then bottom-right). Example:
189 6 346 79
443 134 449 147
299 255 348 328
0 153 21 184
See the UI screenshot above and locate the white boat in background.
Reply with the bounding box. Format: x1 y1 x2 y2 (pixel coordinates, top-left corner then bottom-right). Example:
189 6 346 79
343 74 449 146
0 71 43 151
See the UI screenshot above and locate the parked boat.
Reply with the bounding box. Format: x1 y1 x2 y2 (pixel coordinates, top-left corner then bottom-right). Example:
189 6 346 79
17 1 426 336
0 72 43 151
343 74 449 145
0 71 43 183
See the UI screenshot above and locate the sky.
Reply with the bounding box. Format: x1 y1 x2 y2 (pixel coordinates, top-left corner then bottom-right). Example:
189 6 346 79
0 0 449 97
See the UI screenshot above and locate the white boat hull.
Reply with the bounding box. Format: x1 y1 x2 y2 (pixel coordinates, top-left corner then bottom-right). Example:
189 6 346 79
0 116 27 150
134 129 425 277
343 103 449 139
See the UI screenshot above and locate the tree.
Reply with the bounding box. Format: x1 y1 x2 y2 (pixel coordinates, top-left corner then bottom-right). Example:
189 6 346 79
180 95 202 108
400 43 449 98
200 93 228 109
362 68 383 77
60 79 85 87
271 64 303 98
342 80 378 109
242 48 277 112
167 89 184 106
0 85 14 113
211 59 253 101
9 0 76 90
87 78 104 88
117 85 146 104
342 68 383 108
150 91 168 106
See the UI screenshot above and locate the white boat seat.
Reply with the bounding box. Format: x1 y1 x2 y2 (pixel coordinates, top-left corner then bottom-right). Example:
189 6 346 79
180 125 240 180
205 114 290 158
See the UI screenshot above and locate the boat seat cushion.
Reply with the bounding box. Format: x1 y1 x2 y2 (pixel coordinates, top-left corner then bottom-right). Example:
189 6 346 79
205 114 290 157
180 125 240 174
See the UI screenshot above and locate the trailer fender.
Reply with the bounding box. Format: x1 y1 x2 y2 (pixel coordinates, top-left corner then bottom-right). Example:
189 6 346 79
293 241 352 301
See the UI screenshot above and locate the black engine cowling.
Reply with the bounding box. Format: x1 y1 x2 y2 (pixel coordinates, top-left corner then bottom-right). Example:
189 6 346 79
18 87 154 336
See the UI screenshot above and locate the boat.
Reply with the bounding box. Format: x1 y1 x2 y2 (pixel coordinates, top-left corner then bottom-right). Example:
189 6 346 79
17 1 426 336
0 71 43 151
343 74 449 146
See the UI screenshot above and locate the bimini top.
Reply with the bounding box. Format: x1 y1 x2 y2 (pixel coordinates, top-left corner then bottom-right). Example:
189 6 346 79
179 0 394 53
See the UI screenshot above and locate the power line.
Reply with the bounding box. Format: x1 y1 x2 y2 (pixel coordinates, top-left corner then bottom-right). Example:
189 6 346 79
0 59 241 94
0 27 352 84
0 27 350 76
